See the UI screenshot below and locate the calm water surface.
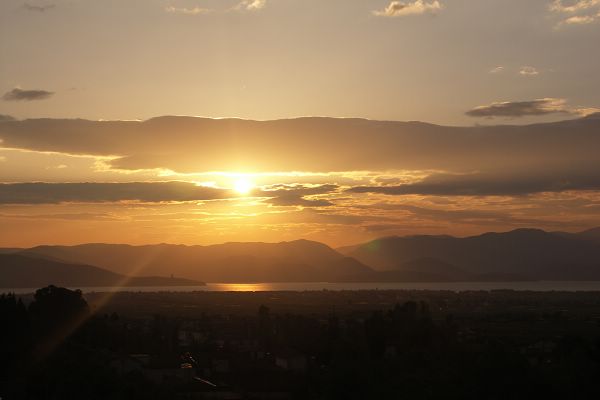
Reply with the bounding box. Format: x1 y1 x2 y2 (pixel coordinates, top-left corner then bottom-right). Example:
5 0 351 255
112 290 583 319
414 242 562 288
6 281 600 294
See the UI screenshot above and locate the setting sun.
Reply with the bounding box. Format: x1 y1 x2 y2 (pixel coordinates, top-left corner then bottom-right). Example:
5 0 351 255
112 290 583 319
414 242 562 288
233 177 254 195
3 1 600 397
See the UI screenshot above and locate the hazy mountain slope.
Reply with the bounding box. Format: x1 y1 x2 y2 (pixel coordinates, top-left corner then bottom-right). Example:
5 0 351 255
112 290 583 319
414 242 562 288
346 229 600 280
21 240 373 282
18 228 600 282
0 248 22 254
550 228 600 244
0 254 202 288
397 258 473 280
577 227 600 244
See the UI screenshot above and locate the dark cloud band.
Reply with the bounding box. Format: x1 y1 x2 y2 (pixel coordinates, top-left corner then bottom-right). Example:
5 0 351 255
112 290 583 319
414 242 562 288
257 184 338 207
465 98 597 118
23 3 56 12
1 115 600 175
2 88 54 101
0 182 232 204
348 170 600 196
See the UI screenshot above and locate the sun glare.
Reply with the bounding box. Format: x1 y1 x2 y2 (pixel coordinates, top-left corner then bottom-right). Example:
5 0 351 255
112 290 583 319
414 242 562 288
233 177 254 195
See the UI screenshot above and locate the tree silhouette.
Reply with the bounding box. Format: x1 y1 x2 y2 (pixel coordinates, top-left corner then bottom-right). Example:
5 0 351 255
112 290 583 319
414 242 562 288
28 285 90 362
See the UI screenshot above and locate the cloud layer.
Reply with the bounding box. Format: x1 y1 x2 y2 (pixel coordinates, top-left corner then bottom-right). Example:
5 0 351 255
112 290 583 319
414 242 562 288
373 1 442 17
550 0 600 25
348 169 600 196
23 3 55 12
258 184 337 207
165 0 266 15
2 115 600 222
234 0 267 11
519 66 540 76
165 6 211 15
2 88 54 101
0 182 232 204
465 98 598 118
3 115 600 175
550 0 600 13
0 181 343 207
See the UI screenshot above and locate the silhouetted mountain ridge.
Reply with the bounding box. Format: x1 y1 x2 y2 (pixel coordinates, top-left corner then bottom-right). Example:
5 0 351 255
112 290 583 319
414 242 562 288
5 227 600 284
578 227 600 243
18 239 373 283
0 254 203 288
342 228 600 280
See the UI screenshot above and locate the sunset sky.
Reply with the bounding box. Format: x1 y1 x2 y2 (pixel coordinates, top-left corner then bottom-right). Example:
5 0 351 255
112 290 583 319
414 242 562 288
1 0 600 247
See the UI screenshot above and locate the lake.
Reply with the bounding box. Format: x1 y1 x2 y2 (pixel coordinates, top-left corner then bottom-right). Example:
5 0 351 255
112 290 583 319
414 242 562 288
7 281 600 294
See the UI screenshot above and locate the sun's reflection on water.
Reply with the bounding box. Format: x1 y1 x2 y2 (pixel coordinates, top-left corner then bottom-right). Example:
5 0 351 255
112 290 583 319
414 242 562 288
211 283 275 291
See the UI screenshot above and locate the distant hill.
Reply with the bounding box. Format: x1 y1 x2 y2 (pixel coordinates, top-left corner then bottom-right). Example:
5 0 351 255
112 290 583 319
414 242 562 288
0 254 203 288
20 240 374 283
553 227 600 244
395 257 473 281
0 248 22 254
341 228 600 280
362 257 472 282
10 228 600 284
577 227 600 244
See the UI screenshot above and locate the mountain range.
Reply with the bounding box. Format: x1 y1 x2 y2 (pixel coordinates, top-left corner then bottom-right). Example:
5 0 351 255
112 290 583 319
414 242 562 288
0 253 202 288
14 240 371 284
2 227 600 287
340 228 600 280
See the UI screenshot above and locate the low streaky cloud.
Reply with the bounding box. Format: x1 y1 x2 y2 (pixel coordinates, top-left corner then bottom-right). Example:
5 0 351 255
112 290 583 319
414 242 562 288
166 1 265 15
347 169 600 196
258 184 337 207
0 182 233 204
267 196 334 208
23 3 55 12
562 14 598 24
573 106 600 116
234 0 267 11
165 6 211 15
489 66 504 74
559 8 600 25
364 205 573 229
1 212 121 221
373 0 442 17
519 66 539 76
466 98 577 118
2 115 600 175
2 88 54 101
550 0 600 26
550 0 600 13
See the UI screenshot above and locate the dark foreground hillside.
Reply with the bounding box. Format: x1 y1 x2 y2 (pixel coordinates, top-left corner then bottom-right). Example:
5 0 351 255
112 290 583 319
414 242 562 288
3 287 600 399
